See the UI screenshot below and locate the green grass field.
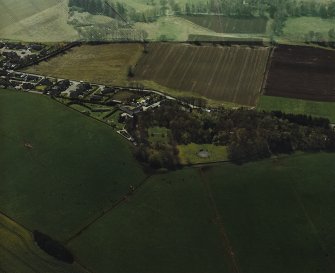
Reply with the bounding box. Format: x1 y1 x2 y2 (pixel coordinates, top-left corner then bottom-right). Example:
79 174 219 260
282 16 335 42
0 89 146 242
204 153 335 273
178 143 228 164
68 152 335 273
258 95 335 122
68 168 231 273
0 0 59 29
0 0 78 42
135 15 225 41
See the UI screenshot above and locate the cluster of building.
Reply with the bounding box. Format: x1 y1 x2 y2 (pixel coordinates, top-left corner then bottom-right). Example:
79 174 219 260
0 41 52 70
0 41 167 143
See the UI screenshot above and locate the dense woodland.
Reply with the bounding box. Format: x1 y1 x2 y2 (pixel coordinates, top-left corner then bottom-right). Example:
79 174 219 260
127 101 335 168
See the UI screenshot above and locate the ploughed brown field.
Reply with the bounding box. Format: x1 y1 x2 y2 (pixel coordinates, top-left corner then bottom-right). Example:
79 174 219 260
264 45 335 101
134 43 271 106
181 15 268 34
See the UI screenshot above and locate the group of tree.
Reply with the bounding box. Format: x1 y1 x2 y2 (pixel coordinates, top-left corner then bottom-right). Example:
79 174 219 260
134 142 179 169
284 1 335 18
127 100 335 168
303 28 335 47
33 230 74 264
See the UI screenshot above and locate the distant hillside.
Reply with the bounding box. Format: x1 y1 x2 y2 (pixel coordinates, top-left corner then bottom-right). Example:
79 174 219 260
0 0 79 42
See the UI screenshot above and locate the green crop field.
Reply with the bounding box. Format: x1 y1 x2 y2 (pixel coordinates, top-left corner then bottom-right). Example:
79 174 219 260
68 152 335 273
258 95 335 122
0 89 146 242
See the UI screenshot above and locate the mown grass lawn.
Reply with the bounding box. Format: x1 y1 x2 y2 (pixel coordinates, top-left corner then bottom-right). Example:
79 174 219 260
178 143 228 164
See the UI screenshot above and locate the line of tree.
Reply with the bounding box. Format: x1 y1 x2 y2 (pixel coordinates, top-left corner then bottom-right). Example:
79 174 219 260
127 101 335 167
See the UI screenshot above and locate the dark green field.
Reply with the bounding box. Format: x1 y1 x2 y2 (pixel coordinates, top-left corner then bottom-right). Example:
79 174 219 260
0 89 146 242
182 15 268 34
69 152 335 273
205 153 335 273
68 169 231 273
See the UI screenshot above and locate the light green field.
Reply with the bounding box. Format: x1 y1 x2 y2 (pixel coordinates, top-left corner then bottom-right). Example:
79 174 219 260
258 95 335 122
282 16 335 42
178 143 228 164
0 0 79 42
0 0 59 28
135 15 224 41
0 89 146 242
35 85 47 91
